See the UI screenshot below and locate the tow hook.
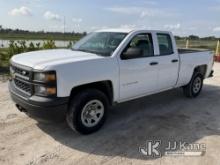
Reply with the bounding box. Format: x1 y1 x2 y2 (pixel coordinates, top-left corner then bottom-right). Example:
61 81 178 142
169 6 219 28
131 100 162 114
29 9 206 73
209 70 214 78
16 104 27 112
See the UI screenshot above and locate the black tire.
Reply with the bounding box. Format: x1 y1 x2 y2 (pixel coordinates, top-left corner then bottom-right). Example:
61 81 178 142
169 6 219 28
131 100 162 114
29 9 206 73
66 89 109 134
183 72 204 98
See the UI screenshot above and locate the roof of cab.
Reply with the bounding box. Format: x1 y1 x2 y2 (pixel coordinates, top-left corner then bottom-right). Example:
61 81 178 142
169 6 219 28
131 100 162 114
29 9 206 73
95 28 171 34
95 29 134 33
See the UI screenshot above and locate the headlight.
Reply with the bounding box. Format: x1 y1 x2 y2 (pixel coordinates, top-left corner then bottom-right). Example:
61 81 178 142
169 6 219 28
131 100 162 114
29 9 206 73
34 71 56 82
33 71 57 96
34 85 57 96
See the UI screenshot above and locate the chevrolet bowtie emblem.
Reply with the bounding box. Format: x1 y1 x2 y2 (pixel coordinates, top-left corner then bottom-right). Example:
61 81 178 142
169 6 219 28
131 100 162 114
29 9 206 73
22 71 26 75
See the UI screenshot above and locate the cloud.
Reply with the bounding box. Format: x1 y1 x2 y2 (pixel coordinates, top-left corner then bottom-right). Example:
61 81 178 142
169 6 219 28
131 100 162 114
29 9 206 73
164 23 181 30
142 0 158 5
90 26 109 31
21 0 41 5
105 6 172 18
44 11 61 21
119 24 137 29
9 6 32 16
187 27 197 31
105 7 140 15
72 18 83 23
119 24 152 30
140 10 156 17
213 27 220 32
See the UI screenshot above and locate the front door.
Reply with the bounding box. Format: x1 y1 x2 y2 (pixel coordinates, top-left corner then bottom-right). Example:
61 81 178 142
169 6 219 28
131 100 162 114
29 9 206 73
118 33 158 101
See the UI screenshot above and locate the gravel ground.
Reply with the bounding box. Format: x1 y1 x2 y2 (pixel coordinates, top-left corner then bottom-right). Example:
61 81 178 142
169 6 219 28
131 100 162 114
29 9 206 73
0 63 220 165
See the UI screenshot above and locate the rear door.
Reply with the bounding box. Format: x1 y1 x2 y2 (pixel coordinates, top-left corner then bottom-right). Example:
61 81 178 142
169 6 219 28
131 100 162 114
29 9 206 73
155 33 179 90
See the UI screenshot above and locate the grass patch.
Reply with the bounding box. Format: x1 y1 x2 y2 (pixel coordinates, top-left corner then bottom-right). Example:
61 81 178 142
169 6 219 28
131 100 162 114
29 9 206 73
0 48 9 77
0 33 81 41
176 39 217 50
0 48 9 66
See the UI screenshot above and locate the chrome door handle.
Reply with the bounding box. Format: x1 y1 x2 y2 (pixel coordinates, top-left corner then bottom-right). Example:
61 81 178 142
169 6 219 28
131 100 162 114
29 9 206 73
150 62 159 66
171 59 179 63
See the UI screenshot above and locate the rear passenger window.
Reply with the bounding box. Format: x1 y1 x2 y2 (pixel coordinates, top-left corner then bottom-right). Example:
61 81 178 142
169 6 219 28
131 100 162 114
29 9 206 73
157 34 173 55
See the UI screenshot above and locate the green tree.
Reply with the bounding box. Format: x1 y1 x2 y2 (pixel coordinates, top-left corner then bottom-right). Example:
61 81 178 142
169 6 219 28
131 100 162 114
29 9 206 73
188 35 200 40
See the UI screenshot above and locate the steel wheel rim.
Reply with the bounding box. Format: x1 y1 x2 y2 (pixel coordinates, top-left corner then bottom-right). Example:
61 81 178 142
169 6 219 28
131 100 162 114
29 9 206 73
81 100 104 127
193 77 202 94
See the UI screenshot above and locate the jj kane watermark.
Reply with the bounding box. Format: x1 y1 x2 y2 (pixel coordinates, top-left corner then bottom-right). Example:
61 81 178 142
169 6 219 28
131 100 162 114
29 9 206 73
139 140 206 157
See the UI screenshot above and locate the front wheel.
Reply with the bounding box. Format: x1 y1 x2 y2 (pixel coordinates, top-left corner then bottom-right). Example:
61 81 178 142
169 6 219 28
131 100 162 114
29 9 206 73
183 72 204 98
66 89 109 134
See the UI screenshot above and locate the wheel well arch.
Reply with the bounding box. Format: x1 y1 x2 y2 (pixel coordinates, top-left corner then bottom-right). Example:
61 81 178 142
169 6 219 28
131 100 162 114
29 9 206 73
69 80 114 105
194 65 207 78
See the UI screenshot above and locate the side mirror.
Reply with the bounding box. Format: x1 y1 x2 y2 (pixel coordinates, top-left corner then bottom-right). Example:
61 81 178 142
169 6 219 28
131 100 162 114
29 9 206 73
121 47 142 60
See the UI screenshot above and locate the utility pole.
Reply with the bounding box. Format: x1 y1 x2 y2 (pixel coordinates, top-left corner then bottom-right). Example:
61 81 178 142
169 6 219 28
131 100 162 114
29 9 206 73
63 16 66 47
186 39 190 49
216 40 219 56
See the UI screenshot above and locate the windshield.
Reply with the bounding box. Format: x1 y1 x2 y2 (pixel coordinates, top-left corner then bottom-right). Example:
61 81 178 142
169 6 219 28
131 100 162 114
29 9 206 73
73 32 127 56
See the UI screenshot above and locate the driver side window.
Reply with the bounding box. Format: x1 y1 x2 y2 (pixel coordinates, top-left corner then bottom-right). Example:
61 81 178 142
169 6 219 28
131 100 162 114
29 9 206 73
121 33 154 59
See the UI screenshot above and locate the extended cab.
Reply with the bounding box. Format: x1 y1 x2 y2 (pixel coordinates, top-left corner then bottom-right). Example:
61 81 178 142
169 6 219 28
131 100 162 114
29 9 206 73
9 29 214 134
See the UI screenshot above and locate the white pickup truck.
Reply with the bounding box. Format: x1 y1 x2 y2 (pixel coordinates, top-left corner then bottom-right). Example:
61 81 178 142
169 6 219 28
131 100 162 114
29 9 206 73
9 29 214 134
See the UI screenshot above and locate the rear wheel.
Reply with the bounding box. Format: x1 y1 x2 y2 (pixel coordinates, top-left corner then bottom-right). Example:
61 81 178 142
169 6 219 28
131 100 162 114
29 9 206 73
183 72 204 98
66 89 109 134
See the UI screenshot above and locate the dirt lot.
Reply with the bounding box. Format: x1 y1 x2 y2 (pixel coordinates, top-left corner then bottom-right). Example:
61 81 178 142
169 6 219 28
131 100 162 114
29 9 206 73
0 64 220 165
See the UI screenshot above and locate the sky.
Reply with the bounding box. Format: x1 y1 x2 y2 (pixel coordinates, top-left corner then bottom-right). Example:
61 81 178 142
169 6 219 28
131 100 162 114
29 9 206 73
0 0 220 36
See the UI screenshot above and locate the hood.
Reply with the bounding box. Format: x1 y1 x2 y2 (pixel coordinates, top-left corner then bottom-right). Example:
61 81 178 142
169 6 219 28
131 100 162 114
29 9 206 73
11 49 103 70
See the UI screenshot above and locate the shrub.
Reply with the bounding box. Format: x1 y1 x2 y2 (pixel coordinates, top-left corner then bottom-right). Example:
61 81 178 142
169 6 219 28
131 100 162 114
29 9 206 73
43 40 56 49
67 41 73 48
6 40 58 58
1 39 73 69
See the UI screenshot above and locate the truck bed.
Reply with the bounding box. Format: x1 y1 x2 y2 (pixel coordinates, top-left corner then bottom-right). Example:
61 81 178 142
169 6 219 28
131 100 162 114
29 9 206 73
178 48 210 54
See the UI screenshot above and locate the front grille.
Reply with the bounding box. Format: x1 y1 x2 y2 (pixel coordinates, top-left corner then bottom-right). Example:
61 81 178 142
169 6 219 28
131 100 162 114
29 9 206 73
11 65 30 80
11 64 32 95
14 79 32 95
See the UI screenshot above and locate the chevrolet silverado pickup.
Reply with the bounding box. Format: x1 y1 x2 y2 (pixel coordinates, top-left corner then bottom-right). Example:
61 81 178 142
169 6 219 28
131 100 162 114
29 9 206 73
9 29 214 134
